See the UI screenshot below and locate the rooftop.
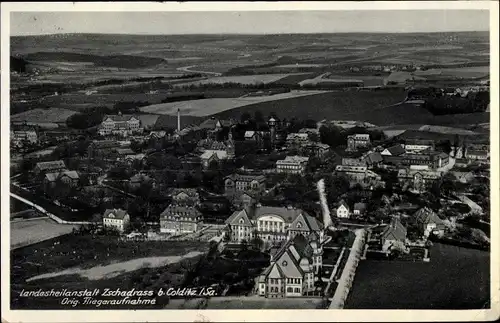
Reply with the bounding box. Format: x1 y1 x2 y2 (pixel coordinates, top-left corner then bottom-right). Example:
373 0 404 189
103 208 129 220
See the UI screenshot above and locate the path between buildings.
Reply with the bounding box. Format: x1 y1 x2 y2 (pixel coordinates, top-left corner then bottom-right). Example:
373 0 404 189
329 229 366 309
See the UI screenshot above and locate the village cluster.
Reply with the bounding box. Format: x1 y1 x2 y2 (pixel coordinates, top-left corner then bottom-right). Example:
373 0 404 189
10 104 490 300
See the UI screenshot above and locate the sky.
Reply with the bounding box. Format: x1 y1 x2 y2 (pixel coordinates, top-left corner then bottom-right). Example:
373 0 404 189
10 10 490 36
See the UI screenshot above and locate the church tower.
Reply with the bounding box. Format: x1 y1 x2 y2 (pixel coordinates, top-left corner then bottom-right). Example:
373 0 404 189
268 117 276 148
226 126 236 159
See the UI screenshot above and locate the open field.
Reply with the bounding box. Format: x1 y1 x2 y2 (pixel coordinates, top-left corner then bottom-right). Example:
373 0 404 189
345 243 490 309
140 90 331 116
11 218 78 250
212 91 489 126
40 93 171 110
376 124 484 136
137 114 160 128
414 66 489 79
214 89 404 122
11 108 77 123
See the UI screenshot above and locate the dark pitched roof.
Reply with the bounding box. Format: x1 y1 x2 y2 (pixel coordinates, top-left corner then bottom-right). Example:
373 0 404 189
225 209 253 226
225 173 266 183
414 207 444 226
89 140 121 149
102 114 138 122
381 217 407 242
405 138 435 146
169 188 199 198
45 170 79 182
36 160 66 171
385 144 405 156
290 234 314 259
354 202 367 211
365 152 383 164
160 204 201 219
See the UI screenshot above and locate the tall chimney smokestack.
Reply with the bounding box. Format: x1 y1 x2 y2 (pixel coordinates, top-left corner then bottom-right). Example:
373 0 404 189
177 108 181 132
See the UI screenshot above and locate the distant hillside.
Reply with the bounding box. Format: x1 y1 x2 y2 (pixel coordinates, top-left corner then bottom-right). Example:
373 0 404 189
21 52 165 69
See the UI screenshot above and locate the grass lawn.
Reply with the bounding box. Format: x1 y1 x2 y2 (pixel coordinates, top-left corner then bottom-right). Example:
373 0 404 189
11 218 78 249
345 243 490 309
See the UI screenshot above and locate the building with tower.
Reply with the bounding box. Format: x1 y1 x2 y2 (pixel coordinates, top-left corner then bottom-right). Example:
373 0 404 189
268 117 277 148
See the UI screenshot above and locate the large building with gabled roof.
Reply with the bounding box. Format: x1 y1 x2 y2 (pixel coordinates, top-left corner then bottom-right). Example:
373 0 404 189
257 233 323 298
98 113 142 137
224 205 322 244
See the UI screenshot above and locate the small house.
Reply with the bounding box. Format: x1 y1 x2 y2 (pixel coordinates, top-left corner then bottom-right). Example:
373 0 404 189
335 200 350 219
380 217 407 252
103 209 130 233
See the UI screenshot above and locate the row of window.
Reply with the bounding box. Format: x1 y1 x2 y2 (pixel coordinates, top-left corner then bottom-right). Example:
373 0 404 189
267 286 284 293
277 164 303 168
286 278 301 284
162 217 200 222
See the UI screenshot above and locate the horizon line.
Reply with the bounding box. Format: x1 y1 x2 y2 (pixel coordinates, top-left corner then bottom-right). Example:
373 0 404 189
11 30 490 37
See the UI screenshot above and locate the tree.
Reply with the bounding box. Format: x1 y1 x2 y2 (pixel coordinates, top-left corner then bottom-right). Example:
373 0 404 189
240 112 252 124
250 235 264 250
254 110 264 124
108 166 130 180
440 173 458 197
319 125 345 148
130 139 143 153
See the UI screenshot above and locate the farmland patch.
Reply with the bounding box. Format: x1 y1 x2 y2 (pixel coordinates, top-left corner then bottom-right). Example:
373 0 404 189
345 243 490 309
213 89 407 124
11 108 77 123
139 90 331 116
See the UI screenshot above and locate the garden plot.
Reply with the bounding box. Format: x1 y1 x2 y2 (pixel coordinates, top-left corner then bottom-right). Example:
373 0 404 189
11 108 78 123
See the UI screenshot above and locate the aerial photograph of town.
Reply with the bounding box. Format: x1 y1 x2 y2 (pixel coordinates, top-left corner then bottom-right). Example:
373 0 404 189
6 6 492 313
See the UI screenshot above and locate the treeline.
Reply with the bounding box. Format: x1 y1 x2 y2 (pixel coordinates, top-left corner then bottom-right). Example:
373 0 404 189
421 61 489 70
160 93 206 103
66 101 149 129
319 125 384 148
22 52 165 69
177 81 367 92
424 91 489 115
